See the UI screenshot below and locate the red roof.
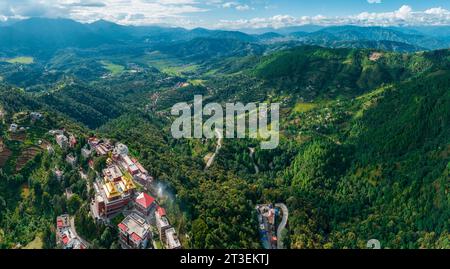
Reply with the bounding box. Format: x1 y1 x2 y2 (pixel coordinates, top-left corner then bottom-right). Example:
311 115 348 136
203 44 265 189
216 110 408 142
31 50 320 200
118 223 128 232
131 232 141 242
62 235 69 245
157 206 166 217
135 193 155 209
57 219 64 228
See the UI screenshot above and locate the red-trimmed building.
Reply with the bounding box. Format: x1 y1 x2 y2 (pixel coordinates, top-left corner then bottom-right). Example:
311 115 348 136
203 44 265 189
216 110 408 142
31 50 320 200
155 206 171 243
118 213 151 249
135 192 156 216
56 215 86 249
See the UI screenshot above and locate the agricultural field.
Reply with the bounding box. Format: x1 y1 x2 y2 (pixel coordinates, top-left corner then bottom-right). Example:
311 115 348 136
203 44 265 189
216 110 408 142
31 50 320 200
162 64 198 76
293 102 318 113
0 139 12 168
100 61 125 75
15 146 42 172
1 57 34 65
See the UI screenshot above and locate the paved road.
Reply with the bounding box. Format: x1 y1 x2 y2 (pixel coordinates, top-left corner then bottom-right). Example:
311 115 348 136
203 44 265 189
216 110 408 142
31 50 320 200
275 203 288 249
70 216 91 248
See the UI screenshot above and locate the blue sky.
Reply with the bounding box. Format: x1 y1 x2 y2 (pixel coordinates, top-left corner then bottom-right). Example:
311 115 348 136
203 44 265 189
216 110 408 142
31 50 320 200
1 0 450 28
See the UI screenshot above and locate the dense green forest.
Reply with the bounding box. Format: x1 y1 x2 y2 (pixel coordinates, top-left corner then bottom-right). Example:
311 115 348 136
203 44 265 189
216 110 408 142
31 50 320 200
0 19 449 249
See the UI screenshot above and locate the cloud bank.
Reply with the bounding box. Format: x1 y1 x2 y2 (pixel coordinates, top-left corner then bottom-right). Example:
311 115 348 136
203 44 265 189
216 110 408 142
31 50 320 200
0 0 209 25
217 5 450 29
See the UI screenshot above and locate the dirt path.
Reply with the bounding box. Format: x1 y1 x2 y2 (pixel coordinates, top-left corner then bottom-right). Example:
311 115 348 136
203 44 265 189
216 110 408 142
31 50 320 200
248 147 260 174
205 129 223 170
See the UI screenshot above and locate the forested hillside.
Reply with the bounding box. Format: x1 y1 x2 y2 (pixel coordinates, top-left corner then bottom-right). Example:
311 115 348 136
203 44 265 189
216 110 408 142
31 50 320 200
0 18 448 249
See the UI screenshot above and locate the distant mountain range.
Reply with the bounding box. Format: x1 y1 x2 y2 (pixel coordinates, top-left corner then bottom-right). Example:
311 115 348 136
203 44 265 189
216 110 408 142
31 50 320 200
0 18 450 59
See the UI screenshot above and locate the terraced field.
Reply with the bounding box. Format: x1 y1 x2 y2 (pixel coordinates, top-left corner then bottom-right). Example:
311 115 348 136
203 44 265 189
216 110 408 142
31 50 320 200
0 139 12 168
15 146 42 171
10 132 26 142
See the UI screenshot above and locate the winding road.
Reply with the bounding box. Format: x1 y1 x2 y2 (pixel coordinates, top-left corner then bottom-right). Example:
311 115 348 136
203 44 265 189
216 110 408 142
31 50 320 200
275 203 288 249
248 147 260 174
204 129 223 170
70 217 91 248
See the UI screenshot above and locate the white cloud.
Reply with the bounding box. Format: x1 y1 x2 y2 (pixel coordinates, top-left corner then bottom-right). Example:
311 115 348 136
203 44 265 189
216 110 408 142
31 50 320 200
425 7 450 15
367 0 382 4
236 4 250 11
221 2 252 11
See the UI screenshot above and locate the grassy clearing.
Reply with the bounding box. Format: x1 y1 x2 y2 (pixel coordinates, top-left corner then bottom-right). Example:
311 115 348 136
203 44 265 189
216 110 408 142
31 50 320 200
142 51 183 69
188 79 206 86
293 102 317 113
23 234 43 249
101 61 125 75
162 65 198 76
21 184 30 200
2 57 34 64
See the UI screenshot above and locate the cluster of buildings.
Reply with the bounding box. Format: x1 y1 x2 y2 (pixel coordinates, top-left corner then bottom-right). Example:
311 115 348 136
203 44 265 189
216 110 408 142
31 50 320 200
53 131 77 150
8 123 27 133
8 112 43 133
56 214 86 249
256 204 279 249
87 137 113 156
116 192 181 249
91 162 136 218
49 133 181 250
89 140 154 220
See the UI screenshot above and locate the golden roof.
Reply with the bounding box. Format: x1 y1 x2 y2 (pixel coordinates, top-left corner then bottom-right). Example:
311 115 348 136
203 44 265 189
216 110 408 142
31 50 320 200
122 176 136 191
104 182 120 199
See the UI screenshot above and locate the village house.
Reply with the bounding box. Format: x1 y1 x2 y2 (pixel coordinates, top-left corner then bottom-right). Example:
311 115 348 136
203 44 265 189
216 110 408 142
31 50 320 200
69 134 77 148
95 140 113 156
155 206 171 243
81 147 92 159
56 134 69 149
56 215 86 249
88 137 101 148
114 143 129 156
49 129 64 136
56 214 70 233
118 213 151 249
47 145 55 155
134 192 156 216
165 227 182 249
103 165 123 182
66 154 77 167
30 112 43 121
9 123 18 133
54 169 64 181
